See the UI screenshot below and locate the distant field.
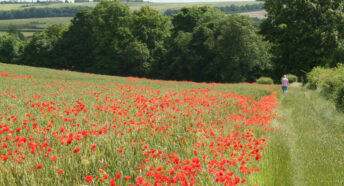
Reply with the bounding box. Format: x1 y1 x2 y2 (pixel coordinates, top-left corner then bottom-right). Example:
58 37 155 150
0 1 261 11
239 10 266 19
0 17 72 37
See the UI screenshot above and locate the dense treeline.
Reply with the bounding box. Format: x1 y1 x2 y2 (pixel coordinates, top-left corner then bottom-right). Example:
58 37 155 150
261 0 344 81
164 4 263 17
0 0 271 83
0 6 91 20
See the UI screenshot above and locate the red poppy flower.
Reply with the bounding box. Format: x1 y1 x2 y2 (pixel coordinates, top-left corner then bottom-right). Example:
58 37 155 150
36 164 43 169
73 148 80 153
85 175 93 182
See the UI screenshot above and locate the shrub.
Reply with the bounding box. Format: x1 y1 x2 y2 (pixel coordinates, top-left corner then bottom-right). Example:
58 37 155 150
286 74 297 83
307 64 344 111
335 84 344 112
307 66 329 89
256 77 273 84
320 65 344 100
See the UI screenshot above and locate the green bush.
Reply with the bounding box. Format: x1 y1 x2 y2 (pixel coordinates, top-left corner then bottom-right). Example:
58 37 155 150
335 84 344 112
306 66 329 89
256 77 274 84
320 65 344 100
286 74 297 83
307 64 344 111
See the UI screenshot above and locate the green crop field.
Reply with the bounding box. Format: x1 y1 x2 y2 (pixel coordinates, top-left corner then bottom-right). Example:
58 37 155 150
0 63 343 185
0 17 73 36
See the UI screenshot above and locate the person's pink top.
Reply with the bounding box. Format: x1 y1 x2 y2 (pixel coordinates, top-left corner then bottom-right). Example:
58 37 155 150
282 78 288 86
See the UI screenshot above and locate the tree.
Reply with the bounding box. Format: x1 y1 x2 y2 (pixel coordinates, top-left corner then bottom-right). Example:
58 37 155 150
59 9 95 71
0 34 21 63
164 7 271 82
132 6 170 51
212 15 271 82
132 6 171 77
19 24 64 68
161 7 224 81
172 6 223 33
91 0 133 75
261 0 344 80
120 40 150 76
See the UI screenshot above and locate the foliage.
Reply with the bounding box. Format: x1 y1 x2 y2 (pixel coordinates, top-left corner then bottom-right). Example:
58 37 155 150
256 77 273 84
131 6 170 76
58 9 95 71
307 64 344 111
285 74 297 83
306 66 328 90
18 24 64 67
261 0 344 80
0 33 21 63
91 0 133 75
163 9 271 83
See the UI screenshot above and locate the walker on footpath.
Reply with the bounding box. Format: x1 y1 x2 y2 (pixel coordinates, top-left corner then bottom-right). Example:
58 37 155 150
281 75 289 94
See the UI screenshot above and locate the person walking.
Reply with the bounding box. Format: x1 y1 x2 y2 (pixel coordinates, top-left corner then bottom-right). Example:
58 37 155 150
281 75 289 94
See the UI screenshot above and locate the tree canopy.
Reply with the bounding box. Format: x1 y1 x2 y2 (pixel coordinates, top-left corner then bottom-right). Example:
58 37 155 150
261 0 344 80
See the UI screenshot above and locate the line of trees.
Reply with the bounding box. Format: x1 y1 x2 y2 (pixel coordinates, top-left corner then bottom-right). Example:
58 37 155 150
0 6 92 20
164 4 264 17
0 0 271 83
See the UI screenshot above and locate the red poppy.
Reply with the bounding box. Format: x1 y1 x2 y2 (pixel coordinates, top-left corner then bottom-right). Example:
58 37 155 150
73 148 80 153
36 164 43 169
84 175 93 182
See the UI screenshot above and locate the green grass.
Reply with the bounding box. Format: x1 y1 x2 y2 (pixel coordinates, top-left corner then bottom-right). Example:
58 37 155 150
250 85 344 185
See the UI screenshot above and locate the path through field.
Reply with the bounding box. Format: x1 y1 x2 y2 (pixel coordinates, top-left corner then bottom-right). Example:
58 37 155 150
250 85 344 185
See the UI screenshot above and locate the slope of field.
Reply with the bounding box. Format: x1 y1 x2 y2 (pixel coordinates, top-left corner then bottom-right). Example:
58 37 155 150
0 63 279 185
1 63 343 185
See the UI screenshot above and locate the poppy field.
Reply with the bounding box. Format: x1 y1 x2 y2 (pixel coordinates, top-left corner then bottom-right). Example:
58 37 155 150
0 63 280 186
